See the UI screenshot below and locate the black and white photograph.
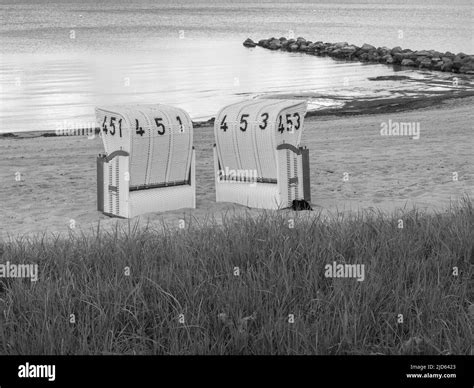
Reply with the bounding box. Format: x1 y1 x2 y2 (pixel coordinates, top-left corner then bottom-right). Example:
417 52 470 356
0 0 472 386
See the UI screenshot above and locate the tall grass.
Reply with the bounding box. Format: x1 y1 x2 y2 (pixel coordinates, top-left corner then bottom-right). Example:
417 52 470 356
0 199 472 355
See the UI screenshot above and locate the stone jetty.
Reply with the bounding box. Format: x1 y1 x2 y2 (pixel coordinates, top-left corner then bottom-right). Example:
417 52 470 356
243 37 474 74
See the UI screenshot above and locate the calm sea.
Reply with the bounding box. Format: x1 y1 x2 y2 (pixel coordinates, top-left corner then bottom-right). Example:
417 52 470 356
0 0 472 132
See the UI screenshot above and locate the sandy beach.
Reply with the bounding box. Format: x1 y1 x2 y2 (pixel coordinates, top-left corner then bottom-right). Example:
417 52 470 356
1 96 473 240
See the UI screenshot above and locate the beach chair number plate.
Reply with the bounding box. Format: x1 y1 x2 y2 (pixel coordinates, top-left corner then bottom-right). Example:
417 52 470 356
278 113 300 133
219 112 300 133
102 116 123 137
101 116 185 137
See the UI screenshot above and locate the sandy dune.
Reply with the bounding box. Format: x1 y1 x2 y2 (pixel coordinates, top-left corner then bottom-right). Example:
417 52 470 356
1 97 473 240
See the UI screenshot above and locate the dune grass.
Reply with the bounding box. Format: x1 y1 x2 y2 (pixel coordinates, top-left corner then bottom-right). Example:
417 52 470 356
0 199 472 355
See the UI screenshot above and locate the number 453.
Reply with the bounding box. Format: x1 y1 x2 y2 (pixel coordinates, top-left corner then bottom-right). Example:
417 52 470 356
278 113 300 133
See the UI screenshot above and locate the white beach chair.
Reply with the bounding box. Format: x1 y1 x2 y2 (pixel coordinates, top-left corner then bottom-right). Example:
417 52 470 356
213 99 311 209
96 104 196 218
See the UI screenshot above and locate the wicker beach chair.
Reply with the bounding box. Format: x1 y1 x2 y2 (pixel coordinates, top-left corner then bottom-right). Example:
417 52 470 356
96 104 195 218
213 99 310 209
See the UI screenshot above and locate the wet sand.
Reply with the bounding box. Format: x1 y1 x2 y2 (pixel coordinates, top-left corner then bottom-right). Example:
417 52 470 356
1 96 473 240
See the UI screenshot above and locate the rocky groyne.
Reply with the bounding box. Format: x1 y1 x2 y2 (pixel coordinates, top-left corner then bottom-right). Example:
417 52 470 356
243 37 474 74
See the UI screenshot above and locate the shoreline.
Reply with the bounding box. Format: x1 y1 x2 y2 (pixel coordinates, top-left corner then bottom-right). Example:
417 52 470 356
2 88 474 138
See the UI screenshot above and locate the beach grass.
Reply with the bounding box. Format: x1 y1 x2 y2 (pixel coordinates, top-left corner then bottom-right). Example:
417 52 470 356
0 199 472 355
